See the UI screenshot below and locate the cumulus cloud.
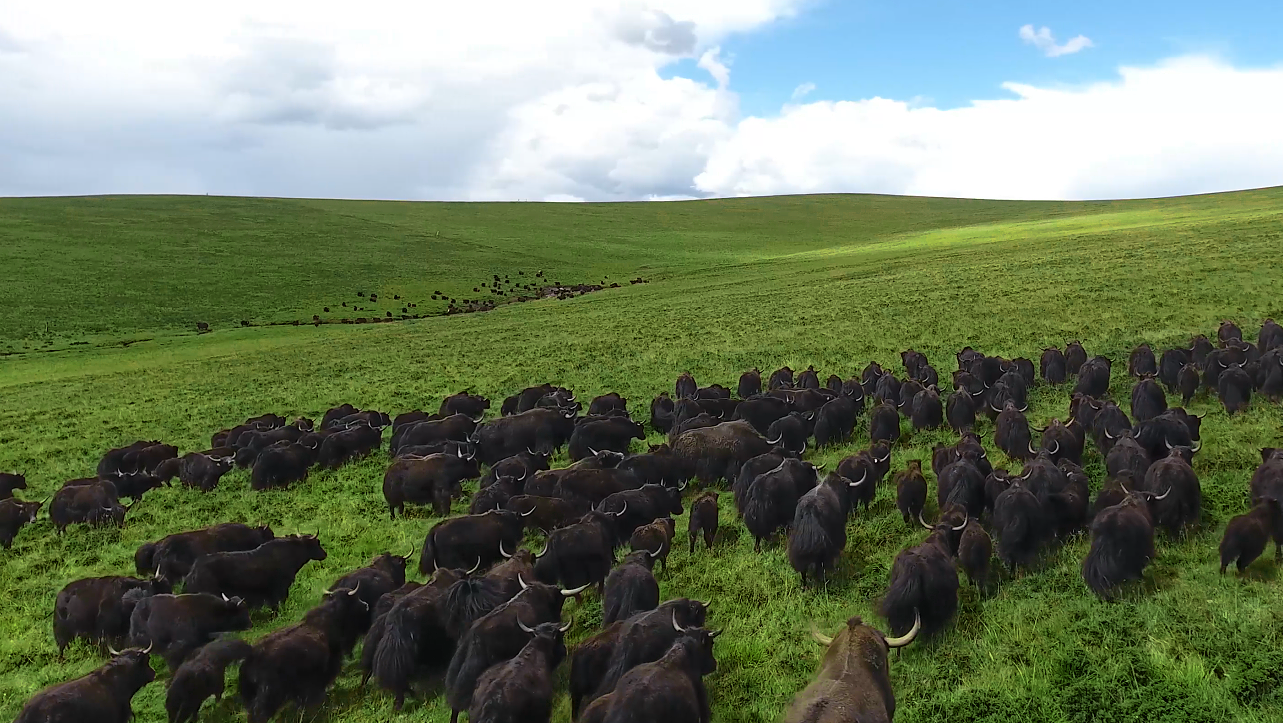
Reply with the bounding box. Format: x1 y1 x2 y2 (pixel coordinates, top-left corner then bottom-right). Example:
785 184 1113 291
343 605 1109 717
695 56 1283 200
0 3 1279 202
1019 24 1094 57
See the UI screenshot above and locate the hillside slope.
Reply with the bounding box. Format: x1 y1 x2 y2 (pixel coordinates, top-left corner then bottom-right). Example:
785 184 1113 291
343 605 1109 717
2 189 1283 722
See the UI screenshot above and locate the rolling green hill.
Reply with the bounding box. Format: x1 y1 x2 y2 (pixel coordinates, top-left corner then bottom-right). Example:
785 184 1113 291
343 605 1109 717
2 188 1283 723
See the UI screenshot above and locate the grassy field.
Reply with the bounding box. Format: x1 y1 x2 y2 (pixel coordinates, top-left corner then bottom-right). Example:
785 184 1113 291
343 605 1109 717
2 188 1283 723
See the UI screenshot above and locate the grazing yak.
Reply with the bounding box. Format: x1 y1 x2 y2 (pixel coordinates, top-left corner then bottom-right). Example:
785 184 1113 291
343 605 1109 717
782 614 920 723
183 535 327 611
1 497 42 548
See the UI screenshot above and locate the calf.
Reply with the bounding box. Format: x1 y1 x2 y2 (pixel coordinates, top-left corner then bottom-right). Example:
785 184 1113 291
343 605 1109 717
166 638 252 723
13 648 155 723
135 523 275 582
956 518 992 589
383 452 479 518
467 621 568 723
1177 362 1201 405
603 550 661 624
54 576 170 654
0 497 42 548
1220 499 1282 573
183 535 327 611
782 615 918 723
238 589 369 723
688 491 719 554
579 629 720 723
630 517 676 573
127 593 251 670
894 460 927 526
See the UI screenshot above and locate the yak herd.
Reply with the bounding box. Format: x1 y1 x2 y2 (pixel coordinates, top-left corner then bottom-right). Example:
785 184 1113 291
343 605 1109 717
5 318 1283 723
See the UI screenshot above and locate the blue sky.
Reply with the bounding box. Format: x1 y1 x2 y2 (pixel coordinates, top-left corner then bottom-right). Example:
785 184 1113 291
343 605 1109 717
666 0 1283 116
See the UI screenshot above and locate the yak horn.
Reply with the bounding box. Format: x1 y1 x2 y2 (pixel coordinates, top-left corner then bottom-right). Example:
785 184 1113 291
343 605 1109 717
767 435 783 445
517 573 530 590
1151 487 1171 501
517 470 527 481
849 469 868 487
520 507 536 517
517 617 536 634
535 539 550 558
107 645 121 656
811 626 834 646
499 540 513 558
811 461 824 470
1048 440 1060 455
1190 439 1202 452
885 610 921 648
348 583 360 596
221 593 229 602
527 447 538 455
875 453 891 463
405 547 416 561
141 641 154 654
588 447 599 456
559 617 574 632
672 610 688 632
467 557 482 575
561 582 592 597
1028 440 1038 456
951 519 968 532
648 546 663 558
611 501 628 517
918 511 933 530
1104 428 1117 440
1018 403 1028 412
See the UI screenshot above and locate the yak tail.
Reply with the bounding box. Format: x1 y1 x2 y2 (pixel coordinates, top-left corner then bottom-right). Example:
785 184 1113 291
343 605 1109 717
1080 546 1115 600
787 515 834 577
417 532 436 577
371 604 419 704
879 565 924 637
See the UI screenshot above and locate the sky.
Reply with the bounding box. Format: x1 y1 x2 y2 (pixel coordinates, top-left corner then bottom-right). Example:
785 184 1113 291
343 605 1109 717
1 0 1281 201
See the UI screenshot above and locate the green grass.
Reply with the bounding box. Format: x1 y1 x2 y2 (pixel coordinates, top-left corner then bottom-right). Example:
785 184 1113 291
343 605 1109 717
2 188 1283 723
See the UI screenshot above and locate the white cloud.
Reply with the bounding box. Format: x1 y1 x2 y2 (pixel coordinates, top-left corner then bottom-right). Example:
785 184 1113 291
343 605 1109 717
1020 24 1094 57
694 56 1283 200
791 82 816 101
0 3 1280 203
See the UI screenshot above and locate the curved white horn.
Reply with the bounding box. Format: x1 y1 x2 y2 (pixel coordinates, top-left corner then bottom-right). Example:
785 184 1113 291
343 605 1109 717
517 470 527 481
348 583 360 596
499 540 513 559
918 510 933 530
1104 428 1117 440
107 645 121 656
811 627 834 646
467 557 482 575
648 545 663 558
588 447 599 456
1152 487 1171 501
520 507 536 517
535 539 549 558
951 519 968 532
884 610 921 648
1190 439 1202 452
1028 440 1038 456
517 617 536 633
848 468 868 487
672 610 687 632
611 501 628 517
1048 440 1059 455
558 618 574 632
561 582 591 597
767 435 783 445
528 447 538 455
141 641 154 654
221 593 229 602
518 573 530 590
811 461 824 470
